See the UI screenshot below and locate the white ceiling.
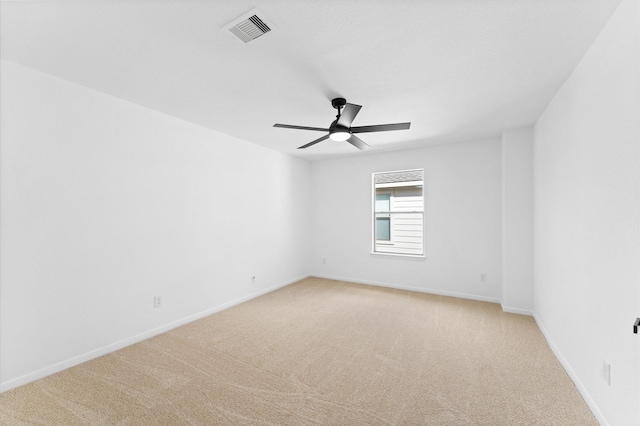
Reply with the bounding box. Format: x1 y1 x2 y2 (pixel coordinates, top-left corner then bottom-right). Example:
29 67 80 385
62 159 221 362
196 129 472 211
1 0 622 161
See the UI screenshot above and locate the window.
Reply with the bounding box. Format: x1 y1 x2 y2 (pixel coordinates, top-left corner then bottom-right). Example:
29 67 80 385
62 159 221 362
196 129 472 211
373 169 424 256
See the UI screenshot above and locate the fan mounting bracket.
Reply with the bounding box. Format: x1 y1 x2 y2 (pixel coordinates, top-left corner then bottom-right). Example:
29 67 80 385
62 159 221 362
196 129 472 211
331 98 347 110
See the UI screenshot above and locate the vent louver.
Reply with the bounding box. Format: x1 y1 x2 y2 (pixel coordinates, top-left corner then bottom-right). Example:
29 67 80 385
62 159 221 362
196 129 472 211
223 9 275 44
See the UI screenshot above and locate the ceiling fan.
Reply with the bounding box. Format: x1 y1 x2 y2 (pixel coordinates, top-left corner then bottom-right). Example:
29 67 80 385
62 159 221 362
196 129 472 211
273 98 411 150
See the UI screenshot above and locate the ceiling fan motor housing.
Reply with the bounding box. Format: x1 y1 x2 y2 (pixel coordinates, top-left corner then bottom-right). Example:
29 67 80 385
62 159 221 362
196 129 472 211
328 117 350 141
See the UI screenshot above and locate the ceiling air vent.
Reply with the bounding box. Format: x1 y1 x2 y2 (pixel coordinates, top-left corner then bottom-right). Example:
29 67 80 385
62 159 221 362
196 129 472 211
223 9 275 44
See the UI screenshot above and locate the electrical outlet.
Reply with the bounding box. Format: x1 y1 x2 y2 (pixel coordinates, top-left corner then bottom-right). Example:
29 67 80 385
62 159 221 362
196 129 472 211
480 273 487 282
603 361 611 386
154 295 162 308
251 276 256 284
322 258 327 265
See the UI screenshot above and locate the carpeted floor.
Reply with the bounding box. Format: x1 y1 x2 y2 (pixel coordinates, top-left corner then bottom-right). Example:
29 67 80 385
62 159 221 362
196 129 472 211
0 277 597 425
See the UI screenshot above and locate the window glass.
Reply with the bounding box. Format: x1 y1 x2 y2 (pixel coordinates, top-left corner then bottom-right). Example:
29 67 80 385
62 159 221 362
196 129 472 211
375 217 391 241
375 193 391 241
375 193 390 212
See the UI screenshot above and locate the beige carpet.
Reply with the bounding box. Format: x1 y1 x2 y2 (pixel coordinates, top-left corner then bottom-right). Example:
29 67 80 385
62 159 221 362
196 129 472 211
0 277 597 425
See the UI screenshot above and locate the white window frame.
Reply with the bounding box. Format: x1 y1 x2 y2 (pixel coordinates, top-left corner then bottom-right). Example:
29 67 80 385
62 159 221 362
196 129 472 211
371 169 425 258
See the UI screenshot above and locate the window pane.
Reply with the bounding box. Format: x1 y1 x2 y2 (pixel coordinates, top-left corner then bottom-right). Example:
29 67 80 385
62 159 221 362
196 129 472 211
375 193 390 212
376 217 390 240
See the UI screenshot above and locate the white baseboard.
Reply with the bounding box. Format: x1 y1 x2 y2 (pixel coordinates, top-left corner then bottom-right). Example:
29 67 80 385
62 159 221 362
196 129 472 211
500 305 533 316
533 314 608 426
310 273 502 305
0 274 308 393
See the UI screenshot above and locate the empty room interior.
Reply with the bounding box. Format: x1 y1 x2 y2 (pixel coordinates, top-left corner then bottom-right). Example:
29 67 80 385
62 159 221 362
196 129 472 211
1 0 639 425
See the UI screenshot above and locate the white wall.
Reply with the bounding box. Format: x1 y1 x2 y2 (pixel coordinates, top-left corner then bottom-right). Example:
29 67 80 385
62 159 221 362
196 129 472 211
501 128 533 314
0 60 311 391
310 139 503 302
533 0 640 424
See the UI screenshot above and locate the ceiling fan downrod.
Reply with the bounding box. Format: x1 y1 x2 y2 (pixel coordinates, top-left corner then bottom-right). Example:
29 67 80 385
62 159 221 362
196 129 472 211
331 97 347 119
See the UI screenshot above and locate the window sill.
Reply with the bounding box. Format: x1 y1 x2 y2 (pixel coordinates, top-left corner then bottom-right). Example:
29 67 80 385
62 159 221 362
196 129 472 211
370 252 426 260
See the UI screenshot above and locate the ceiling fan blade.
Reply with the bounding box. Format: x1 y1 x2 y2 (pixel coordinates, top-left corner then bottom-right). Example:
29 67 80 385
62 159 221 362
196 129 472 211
350 122 411 133
346 134 370 150
274 124 330 132
298 134 330 149
336 103 362 128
